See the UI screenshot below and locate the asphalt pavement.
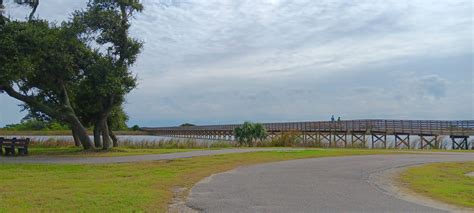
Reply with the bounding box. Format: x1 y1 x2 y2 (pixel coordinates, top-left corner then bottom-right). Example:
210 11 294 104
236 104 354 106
187 153 474 213
0 148 297 164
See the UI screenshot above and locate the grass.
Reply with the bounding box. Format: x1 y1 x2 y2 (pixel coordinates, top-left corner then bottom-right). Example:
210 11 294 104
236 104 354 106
399 162 474 208
19 141 474 157
20 138 236 157
0 148 401 212
27 147 205 157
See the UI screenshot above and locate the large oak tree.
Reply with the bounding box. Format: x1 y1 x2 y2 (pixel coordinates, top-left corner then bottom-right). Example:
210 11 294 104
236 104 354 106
0 0 143 150
0 20 95 149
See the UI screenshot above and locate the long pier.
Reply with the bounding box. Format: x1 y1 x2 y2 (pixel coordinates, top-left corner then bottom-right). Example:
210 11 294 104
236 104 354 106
143 120 474 149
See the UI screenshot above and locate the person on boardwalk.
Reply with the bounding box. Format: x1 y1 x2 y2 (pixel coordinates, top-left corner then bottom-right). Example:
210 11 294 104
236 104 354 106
337 117 341 122
331 115 335 122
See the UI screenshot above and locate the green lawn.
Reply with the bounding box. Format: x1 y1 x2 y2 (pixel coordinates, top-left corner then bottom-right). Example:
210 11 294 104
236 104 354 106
26 147 471 157
27 147 207 157
0 149 400 212
400 162 474 208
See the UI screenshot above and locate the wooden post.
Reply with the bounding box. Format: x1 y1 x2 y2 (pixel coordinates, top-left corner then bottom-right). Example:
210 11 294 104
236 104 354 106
0 137 3 155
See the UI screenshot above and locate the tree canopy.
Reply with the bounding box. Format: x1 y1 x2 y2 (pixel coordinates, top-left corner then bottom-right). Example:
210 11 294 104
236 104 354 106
70 0 143 149
0 0 143 150
0 19 95 149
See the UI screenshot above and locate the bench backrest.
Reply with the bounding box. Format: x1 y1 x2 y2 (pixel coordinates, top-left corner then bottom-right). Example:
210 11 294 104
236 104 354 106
0 138 30 147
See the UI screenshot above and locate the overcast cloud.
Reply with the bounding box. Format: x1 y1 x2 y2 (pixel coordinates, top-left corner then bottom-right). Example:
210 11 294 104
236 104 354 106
0 0 472 127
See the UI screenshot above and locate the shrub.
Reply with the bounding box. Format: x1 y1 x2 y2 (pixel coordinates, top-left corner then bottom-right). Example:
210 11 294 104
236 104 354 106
270 130 301 147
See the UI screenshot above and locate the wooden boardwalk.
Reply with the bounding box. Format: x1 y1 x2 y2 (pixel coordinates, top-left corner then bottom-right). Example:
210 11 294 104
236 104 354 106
143 120 474 149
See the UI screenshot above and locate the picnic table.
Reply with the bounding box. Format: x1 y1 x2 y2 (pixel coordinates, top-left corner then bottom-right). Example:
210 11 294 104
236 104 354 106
0 137 30 156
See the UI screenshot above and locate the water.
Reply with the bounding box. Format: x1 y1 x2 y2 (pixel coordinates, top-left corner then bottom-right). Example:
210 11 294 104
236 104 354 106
0 135 172 142
0 135 231 145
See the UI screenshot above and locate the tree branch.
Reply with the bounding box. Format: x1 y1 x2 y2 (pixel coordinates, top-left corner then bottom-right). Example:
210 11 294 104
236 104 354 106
28 0 39 21
1 84 61 119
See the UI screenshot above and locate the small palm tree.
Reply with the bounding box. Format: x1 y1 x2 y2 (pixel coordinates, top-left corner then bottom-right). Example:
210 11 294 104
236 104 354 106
234 121 268 146
254 123 268 142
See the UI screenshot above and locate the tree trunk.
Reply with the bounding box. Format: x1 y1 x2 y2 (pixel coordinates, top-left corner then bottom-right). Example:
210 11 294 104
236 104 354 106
72 128 81 147
101 118 111 150
68 115 94 150
93 121 102 148
108 122 118 147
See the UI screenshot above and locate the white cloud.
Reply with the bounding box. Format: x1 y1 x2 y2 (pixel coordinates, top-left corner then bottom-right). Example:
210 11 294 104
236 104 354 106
1 0 473 127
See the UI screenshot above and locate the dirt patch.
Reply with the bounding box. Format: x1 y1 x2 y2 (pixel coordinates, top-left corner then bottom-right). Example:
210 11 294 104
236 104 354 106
465 172 474 177
167 187 197 213
369 166 473 213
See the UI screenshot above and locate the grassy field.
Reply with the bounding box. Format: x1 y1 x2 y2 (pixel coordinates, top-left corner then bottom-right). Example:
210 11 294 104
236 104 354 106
0 149 400 212
27 147 206 157
399 162 474 208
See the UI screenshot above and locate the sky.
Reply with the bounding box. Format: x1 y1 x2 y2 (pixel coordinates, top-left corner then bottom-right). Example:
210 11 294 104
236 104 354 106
0 0 473 127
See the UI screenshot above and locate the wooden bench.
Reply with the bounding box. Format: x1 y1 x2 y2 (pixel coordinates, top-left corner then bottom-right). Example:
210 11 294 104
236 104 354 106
0 137 30 156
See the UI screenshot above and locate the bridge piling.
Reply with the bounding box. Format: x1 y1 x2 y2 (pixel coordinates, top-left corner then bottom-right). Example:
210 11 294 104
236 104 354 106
333 132 347 148
371 133 387 148
395 134 410 149
419 135 438 149
450 136 469 150
319 132 332 147
351 132 366 148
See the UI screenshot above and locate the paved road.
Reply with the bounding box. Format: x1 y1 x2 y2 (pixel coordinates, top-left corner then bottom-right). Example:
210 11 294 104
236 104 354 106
187 153 474 213
0 148 297 164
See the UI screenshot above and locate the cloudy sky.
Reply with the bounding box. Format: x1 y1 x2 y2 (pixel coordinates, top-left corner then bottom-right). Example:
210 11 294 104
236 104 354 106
0 0 473 127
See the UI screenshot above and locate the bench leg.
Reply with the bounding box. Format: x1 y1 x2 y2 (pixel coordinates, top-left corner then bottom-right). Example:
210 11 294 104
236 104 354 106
5 147 15 156
18 148 28 155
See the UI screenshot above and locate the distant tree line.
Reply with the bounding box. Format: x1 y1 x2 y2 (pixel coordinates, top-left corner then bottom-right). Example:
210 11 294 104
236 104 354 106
3 119 69 131
180 123 196 127
2 116 136 132
0 0 144 150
